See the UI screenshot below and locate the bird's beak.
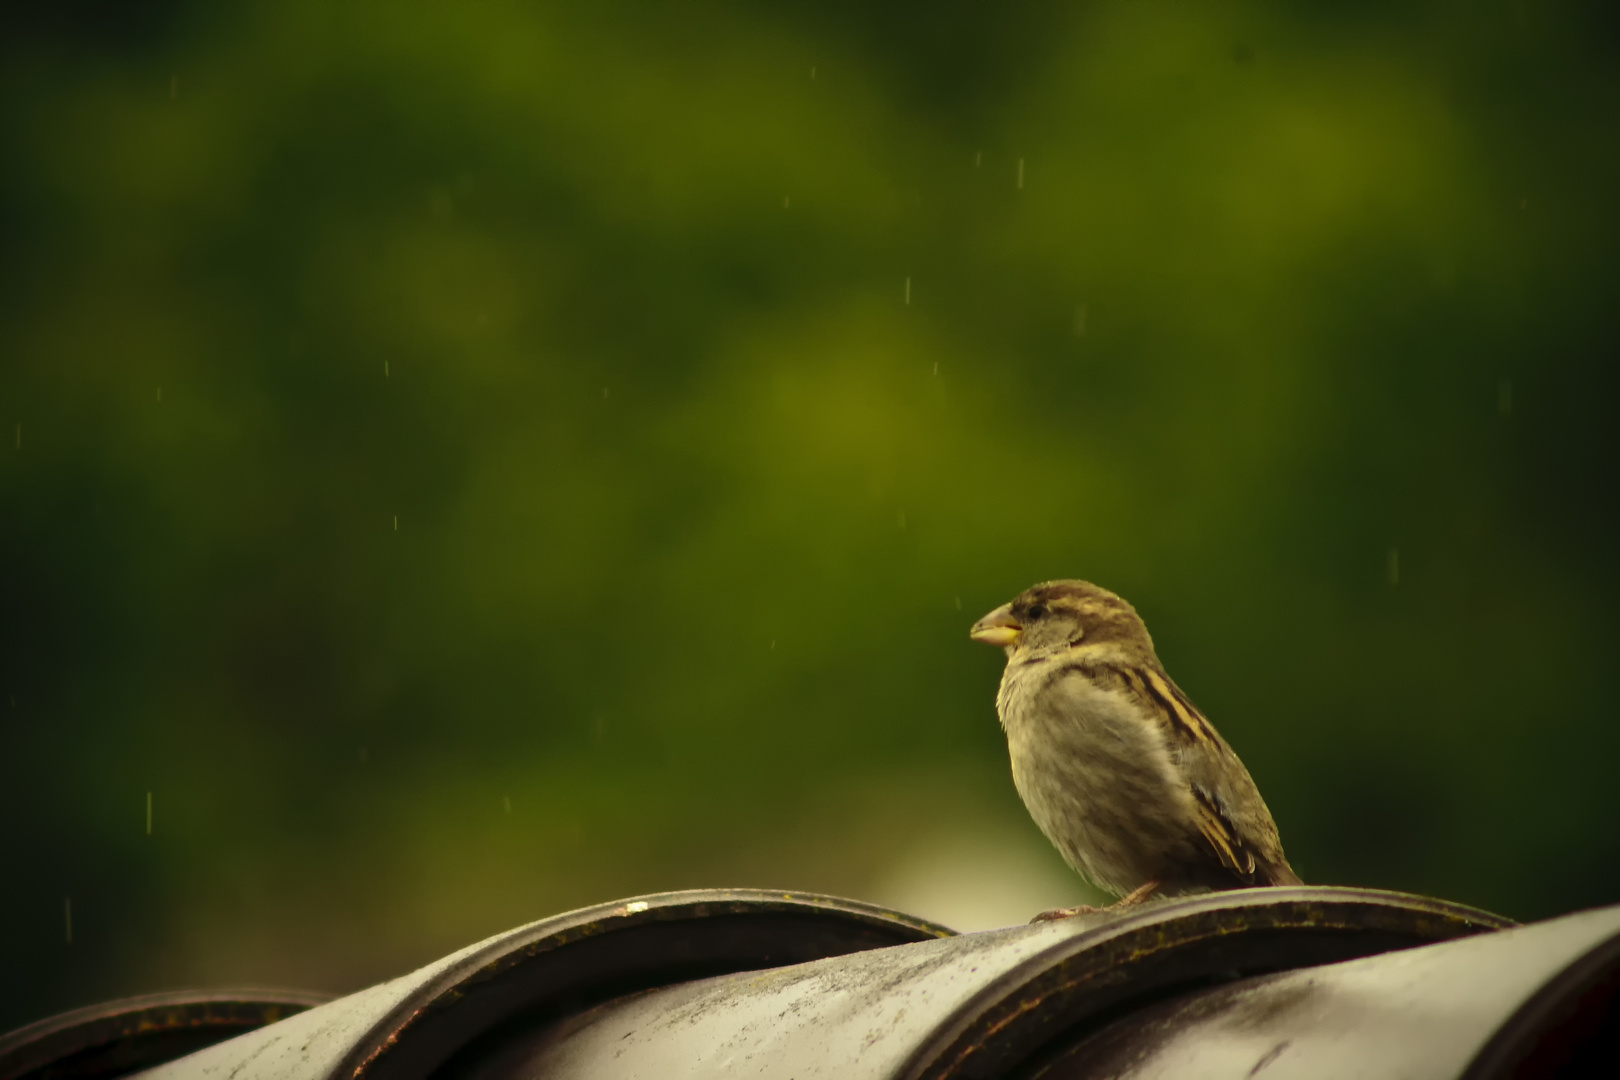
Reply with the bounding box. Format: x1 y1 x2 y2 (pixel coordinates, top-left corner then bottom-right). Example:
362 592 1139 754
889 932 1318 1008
970 603 1023 648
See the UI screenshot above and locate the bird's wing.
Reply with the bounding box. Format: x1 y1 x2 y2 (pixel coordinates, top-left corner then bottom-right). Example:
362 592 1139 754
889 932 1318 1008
1106 663 1291 885
1191 785 1259 881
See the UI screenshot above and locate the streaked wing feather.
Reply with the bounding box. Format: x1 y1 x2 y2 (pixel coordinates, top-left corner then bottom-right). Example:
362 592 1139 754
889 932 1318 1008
1101 661 1273 885
1193 788 1258 881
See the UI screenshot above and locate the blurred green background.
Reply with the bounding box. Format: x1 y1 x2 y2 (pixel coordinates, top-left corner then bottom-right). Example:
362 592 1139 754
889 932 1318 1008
4 0 1619 1031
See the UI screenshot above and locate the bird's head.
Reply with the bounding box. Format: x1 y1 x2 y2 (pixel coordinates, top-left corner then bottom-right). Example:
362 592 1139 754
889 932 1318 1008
970 579 1154 660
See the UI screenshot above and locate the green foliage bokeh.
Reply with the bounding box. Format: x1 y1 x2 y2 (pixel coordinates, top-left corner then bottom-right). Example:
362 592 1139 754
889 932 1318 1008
4 0 1619 1028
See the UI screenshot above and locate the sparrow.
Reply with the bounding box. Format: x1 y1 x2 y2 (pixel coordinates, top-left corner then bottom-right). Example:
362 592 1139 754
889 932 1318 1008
970 579 1300 920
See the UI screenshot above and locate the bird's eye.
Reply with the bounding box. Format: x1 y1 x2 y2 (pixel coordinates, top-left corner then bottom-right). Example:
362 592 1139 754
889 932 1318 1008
1026 603 1047 620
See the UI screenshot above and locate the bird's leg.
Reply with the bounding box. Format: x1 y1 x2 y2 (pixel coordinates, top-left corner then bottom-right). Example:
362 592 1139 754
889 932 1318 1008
1029 881 1162 923
1029 904 1108 922
1113 880 1161 907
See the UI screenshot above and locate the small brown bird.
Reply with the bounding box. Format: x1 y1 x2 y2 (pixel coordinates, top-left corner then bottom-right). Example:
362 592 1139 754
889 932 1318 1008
971 579 1300 920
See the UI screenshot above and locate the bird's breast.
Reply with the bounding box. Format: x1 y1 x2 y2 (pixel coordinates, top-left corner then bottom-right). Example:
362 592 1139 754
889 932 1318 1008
999 665 1168 788
996 658 1194 893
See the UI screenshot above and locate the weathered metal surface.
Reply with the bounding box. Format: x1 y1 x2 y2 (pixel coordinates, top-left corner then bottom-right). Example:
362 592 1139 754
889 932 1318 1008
57 885 1617 1080
125 889 952 1080
905 886 1510 1080
445 917 1066 1080
433 886 1512 1080
0 990 330 1080
1024 903 1620 1079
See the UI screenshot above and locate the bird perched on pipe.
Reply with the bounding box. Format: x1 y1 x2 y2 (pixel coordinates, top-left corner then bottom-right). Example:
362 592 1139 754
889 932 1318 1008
971 579 1300 920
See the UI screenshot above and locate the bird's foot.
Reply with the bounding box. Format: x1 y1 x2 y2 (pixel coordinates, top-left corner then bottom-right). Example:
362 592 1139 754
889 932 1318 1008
1114 880 1162 907
1029 881 1162 923
1029 905 1110 922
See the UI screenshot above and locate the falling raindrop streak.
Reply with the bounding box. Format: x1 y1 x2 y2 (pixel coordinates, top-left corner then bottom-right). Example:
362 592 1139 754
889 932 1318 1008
954 596 962 610
1074 305 1089 337
904 278 911 305
156 387 162 403
1387 547 1400 586
393 516 398 531
503 796 512 814
385 361 390 378
975 151 982 167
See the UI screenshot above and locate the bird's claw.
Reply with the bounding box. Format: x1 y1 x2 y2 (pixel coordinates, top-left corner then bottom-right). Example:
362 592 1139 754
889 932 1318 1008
1031 882 1162 923
1029 905 1110 922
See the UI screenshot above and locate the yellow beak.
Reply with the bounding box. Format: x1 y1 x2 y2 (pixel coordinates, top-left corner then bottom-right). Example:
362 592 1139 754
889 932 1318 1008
969 603 1023 647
